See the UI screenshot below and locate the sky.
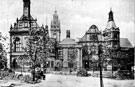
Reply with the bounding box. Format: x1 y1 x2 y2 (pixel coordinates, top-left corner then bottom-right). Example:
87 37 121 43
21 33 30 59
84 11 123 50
0 0 134 46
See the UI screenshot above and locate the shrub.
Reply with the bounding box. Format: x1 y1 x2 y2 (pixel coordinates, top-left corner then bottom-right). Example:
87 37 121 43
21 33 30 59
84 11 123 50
23 74 41 84
77 68 88 77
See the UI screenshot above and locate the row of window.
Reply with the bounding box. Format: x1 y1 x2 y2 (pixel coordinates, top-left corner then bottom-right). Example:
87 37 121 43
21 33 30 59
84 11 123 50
51 25 59 28
19 22 36 28
46 61 54 68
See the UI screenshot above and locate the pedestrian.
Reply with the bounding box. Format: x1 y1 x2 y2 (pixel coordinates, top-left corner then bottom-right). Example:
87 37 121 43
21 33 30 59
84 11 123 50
39 68 45 80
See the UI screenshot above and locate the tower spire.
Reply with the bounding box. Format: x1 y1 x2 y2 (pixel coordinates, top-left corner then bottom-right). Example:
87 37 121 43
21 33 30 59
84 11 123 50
108 8 114 21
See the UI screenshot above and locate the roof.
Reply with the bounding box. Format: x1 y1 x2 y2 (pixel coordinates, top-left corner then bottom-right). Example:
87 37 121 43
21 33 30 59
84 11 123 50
60 38 77 45
120 38 133 48
86 25 100 34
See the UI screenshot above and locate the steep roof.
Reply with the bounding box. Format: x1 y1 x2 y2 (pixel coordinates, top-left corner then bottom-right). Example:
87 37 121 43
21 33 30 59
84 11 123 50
86 25 100 34
120 38 133 48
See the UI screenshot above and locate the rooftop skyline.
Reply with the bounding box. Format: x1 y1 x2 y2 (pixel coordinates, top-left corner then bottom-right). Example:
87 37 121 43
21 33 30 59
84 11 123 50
0 0 134 46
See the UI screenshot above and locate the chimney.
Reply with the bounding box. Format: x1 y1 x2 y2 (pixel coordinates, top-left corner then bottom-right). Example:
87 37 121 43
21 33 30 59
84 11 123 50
66 30 70 38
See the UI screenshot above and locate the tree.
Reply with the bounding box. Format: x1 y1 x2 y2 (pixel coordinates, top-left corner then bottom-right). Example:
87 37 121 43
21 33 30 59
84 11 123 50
105 48 119 74
0 33 9 70
24 27 50 81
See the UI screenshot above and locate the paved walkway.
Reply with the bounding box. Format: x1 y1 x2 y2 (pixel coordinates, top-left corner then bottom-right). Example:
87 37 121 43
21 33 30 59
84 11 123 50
0 74 134 87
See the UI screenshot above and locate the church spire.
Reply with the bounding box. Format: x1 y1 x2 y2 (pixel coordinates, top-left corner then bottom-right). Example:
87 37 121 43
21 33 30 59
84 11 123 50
53 9 58 20
108 8 114 21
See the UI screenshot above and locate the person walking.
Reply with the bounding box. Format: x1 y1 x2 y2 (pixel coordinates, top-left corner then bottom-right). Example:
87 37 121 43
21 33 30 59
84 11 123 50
39 68 45 80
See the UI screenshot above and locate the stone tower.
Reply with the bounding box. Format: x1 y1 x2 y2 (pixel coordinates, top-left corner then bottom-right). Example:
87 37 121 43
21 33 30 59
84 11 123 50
23 0 31 17
9 0 44 68
103 9 120 49
50 10 61 42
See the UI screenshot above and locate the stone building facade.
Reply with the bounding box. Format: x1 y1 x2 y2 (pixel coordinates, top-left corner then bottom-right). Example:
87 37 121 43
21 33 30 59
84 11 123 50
57 30 82 71
78 25 104 70
9 0 48 69
9 0 133 71
78 9 134 71
9 0 82 71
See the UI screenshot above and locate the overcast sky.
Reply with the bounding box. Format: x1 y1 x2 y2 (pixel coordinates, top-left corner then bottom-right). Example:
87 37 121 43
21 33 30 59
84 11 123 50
0 0 134 46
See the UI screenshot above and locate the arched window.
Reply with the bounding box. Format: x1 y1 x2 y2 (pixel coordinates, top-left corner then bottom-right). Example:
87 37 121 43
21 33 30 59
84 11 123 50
91 45 96 54
13 37 21 52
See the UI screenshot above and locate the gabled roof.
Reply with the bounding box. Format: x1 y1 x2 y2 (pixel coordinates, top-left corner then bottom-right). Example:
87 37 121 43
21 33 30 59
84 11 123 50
86 25 100 34
120 38 133 48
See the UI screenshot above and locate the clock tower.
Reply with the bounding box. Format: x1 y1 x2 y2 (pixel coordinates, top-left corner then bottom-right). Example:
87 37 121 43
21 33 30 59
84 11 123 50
50 10 61 42
103 9 120 49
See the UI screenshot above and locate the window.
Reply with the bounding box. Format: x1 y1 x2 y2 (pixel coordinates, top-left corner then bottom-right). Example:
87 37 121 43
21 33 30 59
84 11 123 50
108 33 111 37
47 61 50 68
90 34 98 41
19 23 22 27
51 61 54 68
16 40 20 51
24 22 28 27
58 50 63 56
91 45 96 54
13 37 21 52
68 49 76 60
53 33 57 38
113 33 118 39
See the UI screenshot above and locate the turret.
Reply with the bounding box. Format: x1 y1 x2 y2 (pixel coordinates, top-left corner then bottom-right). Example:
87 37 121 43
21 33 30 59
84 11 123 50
103 8 120 49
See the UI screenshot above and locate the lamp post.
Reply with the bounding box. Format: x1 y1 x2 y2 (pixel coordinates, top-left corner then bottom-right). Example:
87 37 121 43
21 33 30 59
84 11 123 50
98 44 104 87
